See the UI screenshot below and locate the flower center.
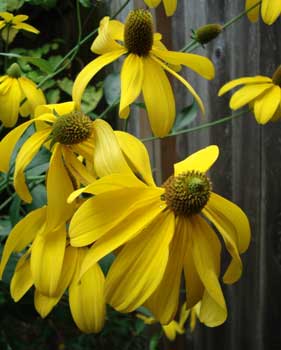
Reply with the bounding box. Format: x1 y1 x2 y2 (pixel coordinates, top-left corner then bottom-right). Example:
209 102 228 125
124 9 153 57
162 171 212 216
7 63 22 78
51 111 92 145
272 65 281 86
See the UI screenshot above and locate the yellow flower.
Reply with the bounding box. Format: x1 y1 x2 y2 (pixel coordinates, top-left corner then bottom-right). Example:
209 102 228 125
73 10 215 137
0 208 106 334
68 141 251 328
144 0 178 16
246 0 281 25
0 12 39 43
0 63 46 127
218 66 281 124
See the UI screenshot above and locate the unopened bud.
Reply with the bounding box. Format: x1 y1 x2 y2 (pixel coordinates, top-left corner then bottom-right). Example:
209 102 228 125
193 23 223 45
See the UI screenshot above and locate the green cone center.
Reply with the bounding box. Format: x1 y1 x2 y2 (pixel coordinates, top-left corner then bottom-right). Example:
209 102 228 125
51 111 92 145
7 63 22 78
124 9 153 56
162 171 212 216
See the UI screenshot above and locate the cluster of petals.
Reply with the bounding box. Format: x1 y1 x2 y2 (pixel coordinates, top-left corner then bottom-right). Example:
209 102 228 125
219 74 281 124
144 0 178 16
246 0 281 25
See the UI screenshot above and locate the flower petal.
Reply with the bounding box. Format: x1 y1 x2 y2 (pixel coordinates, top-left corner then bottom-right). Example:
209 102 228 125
246 0 261 22
144 0 161 7
152 48 214 80
142 56 175 137
115 131 156 186
218 76 272 96
261 0 281 24
163 0 177 16
174 145 219 176
13 22 39 34
72 49 126 108
18 77 46 116
0 78 22 127
35 101 75 118
119 54 144 118
253 85 281 124
105 211 175 312
0 207 46 279
69 249 105 333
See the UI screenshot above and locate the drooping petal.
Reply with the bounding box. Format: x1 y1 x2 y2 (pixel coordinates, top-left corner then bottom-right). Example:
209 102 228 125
174 145 219 176
0 12 13 21
105 211 175 312
253 85 281 124
35 101 75 118
14 129 51 203
115 131 156 186
146 217 187 324
246 0 261 22
152 48 214 80
18 77 46 116
10 252 33 302
31 224 66 296
45 145 75 232
163 0 178 16
261 0 281 25
144 0 161 7
13 22 39 34
230 83 273 110
69 249 105 333
190 216 227 327
0 207 46 278
119 54 144 118
92 119 131 177
12 14 28 23
218 76 272 96
72 49 126 108
152 55 205 114
142 56 175 137
0 78 22 127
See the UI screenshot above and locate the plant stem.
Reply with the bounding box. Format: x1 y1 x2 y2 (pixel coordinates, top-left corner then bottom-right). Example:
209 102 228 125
141 109 248 142
98 98 120 119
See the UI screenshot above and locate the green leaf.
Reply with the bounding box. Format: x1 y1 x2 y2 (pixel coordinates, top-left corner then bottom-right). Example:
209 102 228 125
9 195 22 226
149 333 161 350
79 0 92 7
26 184 47 211
81 84 103 114
57 77 73 95
46 88 60 104
104 73 120 105
19 56 53 74
172 102 198 132
0 218 11 241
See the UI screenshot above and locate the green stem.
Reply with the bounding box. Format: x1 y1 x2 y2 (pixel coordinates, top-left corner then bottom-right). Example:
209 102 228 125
98 98 120 119
141 109 248 142
0 193 16 211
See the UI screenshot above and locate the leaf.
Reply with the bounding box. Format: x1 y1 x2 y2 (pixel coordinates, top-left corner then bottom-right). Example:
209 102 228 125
104 73 120 105
46 88 60 104
81 84 103 114
172 102 198 132
57 77 73 95
26 184 47 211
19 56 53 74
9 195 22 226
149 333 161 350
0 219 12 241
79 0 92 7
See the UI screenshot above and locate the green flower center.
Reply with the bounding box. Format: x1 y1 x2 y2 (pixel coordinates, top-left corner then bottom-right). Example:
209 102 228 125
51 111 92 145
272 65 281 86
6 63 22 78
162 171 212 216
124 9 153 57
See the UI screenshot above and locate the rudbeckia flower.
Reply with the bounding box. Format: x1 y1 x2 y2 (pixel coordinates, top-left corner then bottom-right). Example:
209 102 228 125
69 142 251 327
72 9 215 137
246 0 281 25
0 207 106 334
144 0 178 16
218 66 281 124
0 63 46 127
0 12 39 43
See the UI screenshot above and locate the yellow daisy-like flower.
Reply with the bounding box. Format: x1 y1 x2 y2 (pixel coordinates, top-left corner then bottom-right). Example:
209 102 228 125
0 63 46 127
73 10 215 137
0 12 39 43
144 0 178 16
0 208 106 334
246 0 281 25
68 141 251 327
218 66 281 124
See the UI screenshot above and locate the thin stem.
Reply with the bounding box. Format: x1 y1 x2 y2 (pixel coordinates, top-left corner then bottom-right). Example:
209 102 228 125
0 193 16 211
98 98 120 119
142 109 248 142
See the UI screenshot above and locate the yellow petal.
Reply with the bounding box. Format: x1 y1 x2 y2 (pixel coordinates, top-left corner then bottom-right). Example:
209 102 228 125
162 321 178 341
34 291 60 318
10 252 33 302
142 56 175 137
106 211 175 312
0 207 46 278
71 137 95 163
18 77 46 116
14 129 51 203
35 101 75 118
246 0 261 22
13 22 39 34
144 0 161 7
0 78 22 127
12 14 28 23
218 76 272 96
115 131 156 186
174 145 219 176
163 0 178 16
92 119 131 177
0 12 13 21
230 83 273 110
31 224 66 296
152 55 205 114
80 191 165 277
45 145 75 232
72 49 126 108
69 249 105 333
146 217 187 324
119 54 144 118
253 85 281 124
190 216 227 327
0 76 12 94
152 48 214 80
261 0 281 24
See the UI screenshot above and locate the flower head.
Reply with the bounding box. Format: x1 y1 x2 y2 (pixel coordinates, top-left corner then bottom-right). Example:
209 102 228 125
0 63 46 127
218 66 281 124
0 12 39 43
73 11 215 137
68 143 251 328
246 0 281 25
144 0 178 16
